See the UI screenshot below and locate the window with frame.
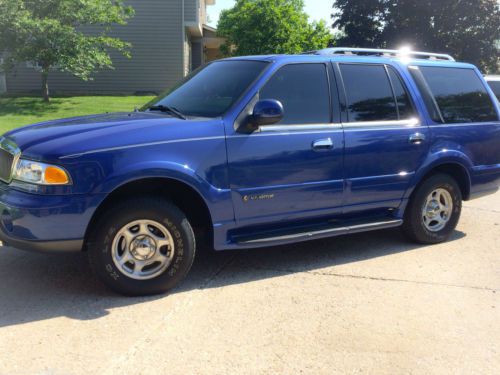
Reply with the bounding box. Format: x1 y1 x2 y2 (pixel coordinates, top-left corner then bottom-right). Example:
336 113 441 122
259 64 331 125
340 64 411 122
486 80 500 101
387 67 415 119
418 66 498 123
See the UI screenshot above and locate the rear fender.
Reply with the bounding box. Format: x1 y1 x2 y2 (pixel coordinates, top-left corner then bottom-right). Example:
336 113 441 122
404 149 472 200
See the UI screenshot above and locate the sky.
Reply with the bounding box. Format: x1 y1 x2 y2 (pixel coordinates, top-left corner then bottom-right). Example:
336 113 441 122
207 0 333 28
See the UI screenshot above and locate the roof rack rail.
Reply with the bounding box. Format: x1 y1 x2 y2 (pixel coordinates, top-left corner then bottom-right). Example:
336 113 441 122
308 47 455 61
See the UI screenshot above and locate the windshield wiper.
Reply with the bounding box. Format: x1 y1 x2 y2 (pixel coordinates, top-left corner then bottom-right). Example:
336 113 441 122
148 105 187 120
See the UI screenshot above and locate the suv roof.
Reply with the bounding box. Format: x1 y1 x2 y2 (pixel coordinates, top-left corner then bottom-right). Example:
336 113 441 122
305 47 455 61
223 47 474 69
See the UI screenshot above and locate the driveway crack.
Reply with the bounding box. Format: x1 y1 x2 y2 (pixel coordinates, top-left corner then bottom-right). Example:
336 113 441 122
463 206 500 214
101 254 236 374
199 254 236 289
251 266 499 292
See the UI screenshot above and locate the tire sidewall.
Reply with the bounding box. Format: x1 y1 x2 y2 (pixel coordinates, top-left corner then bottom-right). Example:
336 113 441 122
408 174 462 243
90 200 195 296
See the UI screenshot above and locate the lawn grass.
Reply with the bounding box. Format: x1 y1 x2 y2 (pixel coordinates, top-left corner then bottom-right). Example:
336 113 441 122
0 95 155 133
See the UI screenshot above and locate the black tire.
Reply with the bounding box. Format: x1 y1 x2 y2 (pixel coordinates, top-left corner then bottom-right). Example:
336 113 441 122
402 173 462 244
88 197 196 296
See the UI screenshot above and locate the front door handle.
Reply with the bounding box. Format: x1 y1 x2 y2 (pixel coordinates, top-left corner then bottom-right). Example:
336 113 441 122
312 138 334 151
409 133 426 145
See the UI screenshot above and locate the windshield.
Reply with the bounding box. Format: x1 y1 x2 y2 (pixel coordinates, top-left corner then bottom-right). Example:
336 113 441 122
143 60 269 117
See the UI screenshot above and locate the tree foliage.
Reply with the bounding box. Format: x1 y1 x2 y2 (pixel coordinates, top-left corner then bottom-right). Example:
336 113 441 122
332 0 500 72
0 0 134 101
218 0 332 56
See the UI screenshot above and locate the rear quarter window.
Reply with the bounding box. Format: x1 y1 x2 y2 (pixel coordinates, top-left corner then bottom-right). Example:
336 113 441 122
487 80 500 101
418 66 498 123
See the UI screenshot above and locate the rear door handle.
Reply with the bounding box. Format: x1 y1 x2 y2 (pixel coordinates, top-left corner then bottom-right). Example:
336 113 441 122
312 138 333 151
409 133 426 145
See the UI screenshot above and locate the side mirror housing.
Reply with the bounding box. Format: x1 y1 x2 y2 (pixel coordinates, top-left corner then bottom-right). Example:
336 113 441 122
245 99 284 131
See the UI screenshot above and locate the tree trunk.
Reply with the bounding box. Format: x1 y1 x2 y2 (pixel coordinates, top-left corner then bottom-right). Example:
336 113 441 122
41 70 50 102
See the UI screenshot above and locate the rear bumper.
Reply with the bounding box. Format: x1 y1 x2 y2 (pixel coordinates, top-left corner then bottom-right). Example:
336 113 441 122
469 165 500 200
0 183 105 253
469 186 499 200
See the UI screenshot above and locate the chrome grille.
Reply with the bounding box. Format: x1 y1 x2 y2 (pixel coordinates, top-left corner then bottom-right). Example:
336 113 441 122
0 148 14 182
0 137 20 183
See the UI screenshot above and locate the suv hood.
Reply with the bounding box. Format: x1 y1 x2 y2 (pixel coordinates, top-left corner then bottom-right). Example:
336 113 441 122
4 112 223 161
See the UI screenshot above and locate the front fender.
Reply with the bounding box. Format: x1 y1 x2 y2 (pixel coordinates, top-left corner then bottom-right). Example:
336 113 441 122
101 160 210 195
94 160 233 224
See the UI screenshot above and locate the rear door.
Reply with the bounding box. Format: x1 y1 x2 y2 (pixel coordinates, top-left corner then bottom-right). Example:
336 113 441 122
335 62 429 214
226 62 345 226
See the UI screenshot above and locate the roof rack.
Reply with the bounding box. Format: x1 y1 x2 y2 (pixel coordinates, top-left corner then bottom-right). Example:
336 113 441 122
307 47 455 61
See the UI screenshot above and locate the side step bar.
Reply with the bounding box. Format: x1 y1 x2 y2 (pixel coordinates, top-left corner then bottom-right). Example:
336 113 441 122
235 219 403 245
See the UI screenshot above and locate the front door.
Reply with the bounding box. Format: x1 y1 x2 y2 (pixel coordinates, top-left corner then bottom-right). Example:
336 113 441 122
336 62 430 213
226 62 345 226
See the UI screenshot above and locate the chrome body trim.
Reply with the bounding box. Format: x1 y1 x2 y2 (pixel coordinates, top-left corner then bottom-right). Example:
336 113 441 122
427 122 500 128
238 219 403 244
342 118 420 128
258 123 342 132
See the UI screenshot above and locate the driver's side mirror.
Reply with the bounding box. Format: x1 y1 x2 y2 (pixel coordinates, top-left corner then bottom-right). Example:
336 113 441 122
245 99 284 132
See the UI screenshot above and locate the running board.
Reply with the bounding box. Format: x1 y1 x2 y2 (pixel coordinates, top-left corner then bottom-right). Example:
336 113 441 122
235 219 403 245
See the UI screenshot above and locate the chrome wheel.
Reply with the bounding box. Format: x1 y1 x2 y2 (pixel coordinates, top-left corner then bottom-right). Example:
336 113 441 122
111 219 175 280
421 188 453 232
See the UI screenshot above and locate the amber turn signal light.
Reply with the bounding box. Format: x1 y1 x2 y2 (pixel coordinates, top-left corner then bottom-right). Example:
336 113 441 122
45 166 70 184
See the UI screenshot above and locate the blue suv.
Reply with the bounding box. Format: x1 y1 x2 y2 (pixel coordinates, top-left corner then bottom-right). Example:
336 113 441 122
1 48 499 295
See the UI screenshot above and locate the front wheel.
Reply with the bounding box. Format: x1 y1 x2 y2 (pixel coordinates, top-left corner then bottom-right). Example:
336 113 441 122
88 197 196 296
402 173 462 244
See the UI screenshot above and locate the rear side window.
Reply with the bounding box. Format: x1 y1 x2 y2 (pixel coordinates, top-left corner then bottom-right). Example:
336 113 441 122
260 64 330 125
487 81 500 101
387 68 414 119
340 64 413 122
418 66 498 123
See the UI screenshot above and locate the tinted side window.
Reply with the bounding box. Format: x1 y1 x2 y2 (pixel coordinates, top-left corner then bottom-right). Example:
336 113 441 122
487 81 500 101
260 64 330 124
419 67 498 123
387 67 415 119
340 64 398 122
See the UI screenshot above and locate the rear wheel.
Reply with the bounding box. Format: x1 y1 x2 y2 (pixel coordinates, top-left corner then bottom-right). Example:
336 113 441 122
88 197 196 296
402 173 462 244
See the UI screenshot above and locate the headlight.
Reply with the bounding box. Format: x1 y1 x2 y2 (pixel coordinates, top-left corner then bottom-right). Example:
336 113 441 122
13 159 71 185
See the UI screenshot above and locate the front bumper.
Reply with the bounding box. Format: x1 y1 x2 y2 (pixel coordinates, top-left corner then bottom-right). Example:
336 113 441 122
0 232 83 253
0 183 105 253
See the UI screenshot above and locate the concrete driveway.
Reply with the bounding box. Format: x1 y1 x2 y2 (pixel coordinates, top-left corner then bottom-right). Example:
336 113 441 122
0 192 498 375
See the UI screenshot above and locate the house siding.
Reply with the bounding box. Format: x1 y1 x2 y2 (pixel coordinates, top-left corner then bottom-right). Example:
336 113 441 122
6 0 186 95
184 0 198 24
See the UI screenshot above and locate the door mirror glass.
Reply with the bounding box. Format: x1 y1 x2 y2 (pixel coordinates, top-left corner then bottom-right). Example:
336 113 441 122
249 99 284 129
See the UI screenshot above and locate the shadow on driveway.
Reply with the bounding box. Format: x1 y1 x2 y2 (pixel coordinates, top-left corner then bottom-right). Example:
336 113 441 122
0 228 465 328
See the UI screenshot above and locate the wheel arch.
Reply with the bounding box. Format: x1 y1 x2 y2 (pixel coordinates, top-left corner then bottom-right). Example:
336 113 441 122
407 161 472 201
83 177 214 251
